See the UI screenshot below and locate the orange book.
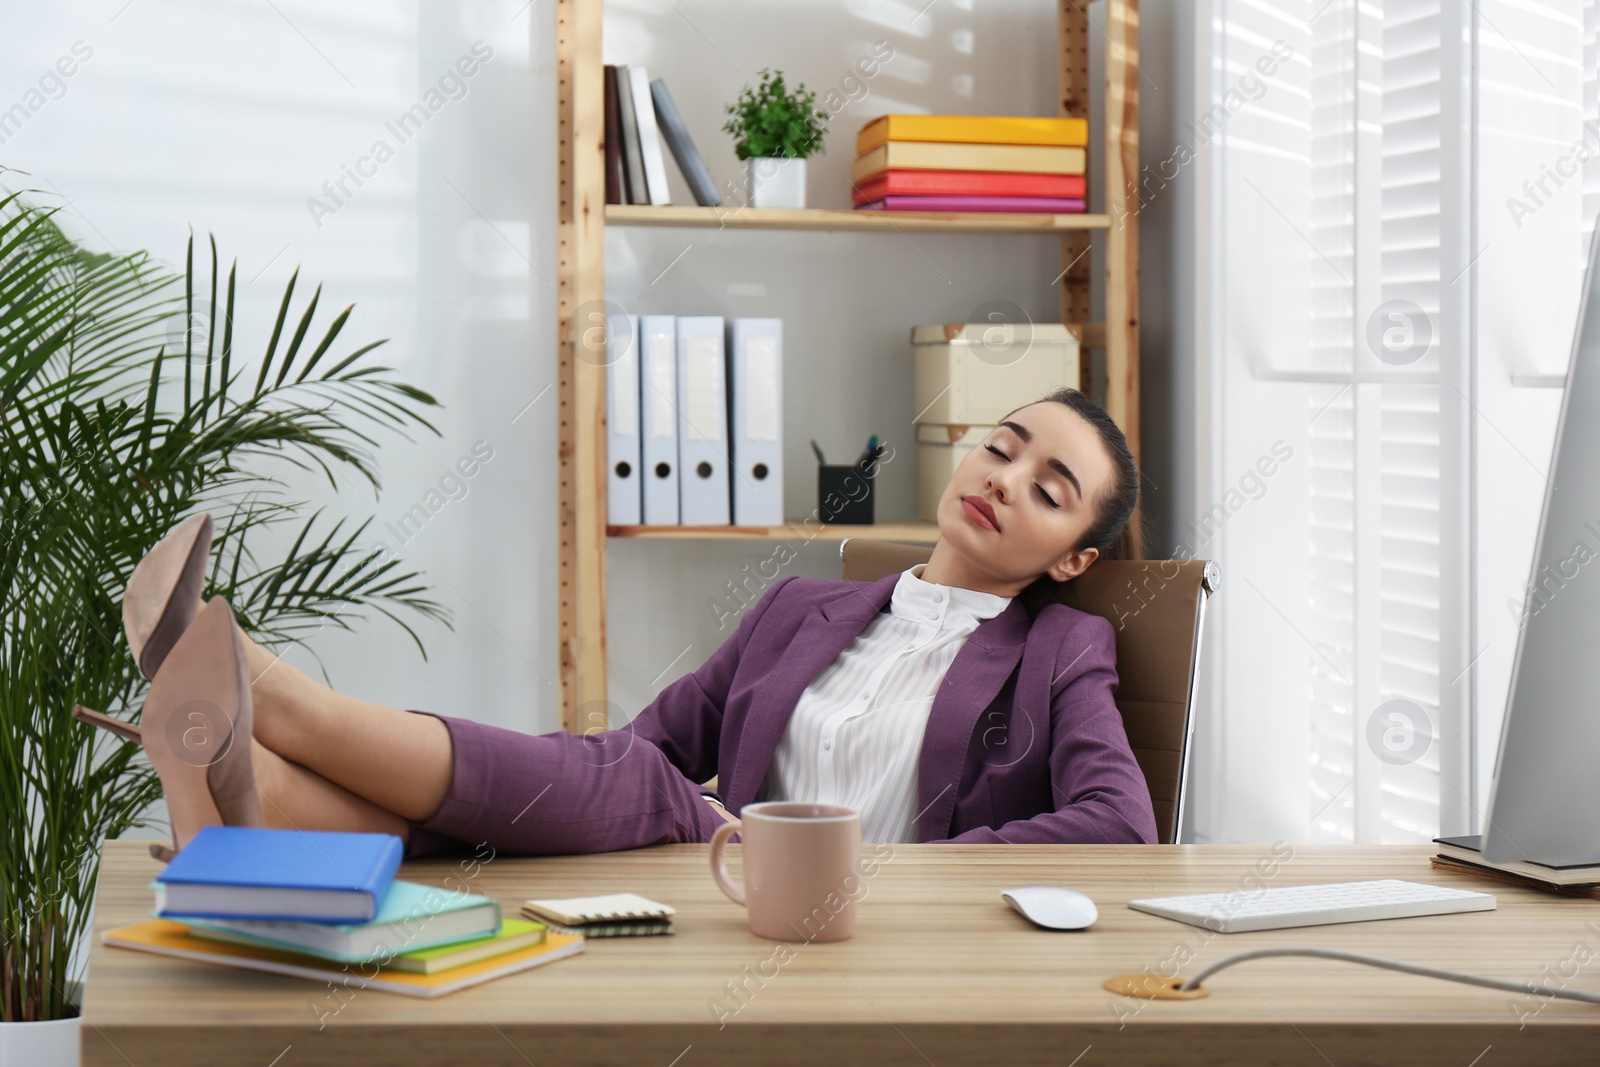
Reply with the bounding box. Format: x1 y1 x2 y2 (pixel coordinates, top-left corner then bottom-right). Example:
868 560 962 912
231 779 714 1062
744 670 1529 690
857 114 1088 155
102 919 584 998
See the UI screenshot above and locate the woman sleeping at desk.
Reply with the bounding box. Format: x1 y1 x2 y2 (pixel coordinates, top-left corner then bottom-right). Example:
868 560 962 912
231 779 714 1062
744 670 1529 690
77 386 1159 861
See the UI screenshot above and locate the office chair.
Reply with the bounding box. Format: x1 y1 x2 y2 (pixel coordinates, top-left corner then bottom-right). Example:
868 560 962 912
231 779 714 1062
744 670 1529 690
838 538 1218 845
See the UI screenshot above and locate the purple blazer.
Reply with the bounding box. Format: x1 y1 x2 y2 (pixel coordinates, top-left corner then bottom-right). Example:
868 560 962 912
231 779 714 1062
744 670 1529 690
630 572 1159 845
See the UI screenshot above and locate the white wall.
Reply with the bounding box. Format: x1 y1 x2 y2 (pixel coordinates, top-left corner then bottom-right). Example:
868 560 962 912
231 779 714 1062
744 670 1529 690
5 0 1204 741
5 1 559 736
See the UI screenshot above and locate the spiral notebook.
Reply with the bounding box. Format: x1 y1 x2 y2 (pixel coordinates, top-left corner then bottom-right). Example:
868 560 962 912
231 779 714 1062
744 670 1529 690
520 892 676 938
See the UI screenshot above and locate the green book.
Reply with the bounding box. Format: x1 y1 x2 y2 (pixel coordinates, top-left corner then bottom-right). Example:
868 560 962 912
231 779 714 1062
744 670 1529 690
167 878 505 964
378 919 549 974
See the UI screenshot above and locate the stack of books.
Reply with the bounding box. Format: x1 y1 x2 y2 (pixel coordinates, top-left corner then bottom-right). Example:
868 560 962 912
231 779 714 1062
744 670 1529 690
605 64 721 207
1430 834 1600 899
852 114 1088 214
101 827 584 997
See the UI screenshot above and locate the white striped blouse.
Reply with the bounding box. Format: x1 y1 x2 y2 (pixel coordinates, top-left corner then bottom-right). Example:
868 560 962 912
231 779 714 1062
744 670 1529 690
754 563 1014 843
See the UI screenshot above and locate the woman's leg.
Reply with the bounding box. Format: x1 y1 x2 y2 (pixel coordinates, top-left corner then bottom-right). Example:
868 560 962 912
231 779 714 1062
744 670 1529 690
250 737 411 837
242 636 734 856
245 639 454 822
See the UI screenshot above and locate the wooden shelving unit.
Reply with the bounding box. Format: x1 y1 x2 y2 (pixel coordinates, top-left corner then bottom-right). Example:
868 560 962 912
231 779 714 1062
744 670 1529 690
608 519 939 542
606 204 1112 233
555 0 1141 727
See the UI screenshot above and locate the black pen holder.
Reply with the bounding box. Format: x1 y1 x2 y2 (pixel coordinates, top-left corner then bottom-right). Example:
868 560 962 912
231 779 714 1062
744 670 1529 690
818 463 876 524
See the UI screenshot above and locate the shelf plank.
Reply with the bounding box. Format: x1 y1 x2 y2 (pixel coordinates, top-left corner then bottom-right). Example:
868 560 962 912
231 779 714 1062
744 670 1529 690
608 519 940 542
606 204 1110 233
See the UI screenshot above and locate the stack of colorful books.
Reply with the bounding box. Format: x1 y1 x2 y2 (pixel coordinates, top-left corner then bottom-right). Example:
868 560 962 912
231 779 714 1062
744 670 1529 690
851 114 1088 214
101 826 584 998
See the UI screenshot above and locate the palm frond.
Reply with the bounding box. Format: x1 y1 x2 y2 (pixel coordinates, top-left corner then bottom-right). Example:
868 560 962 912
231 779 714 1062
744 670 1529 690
0 189 448 1022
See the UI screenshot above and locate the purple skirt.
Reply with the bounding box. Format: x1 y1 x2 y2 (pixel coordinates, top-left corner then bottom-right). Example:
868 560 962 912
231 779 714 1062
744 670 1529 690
399 710 731 858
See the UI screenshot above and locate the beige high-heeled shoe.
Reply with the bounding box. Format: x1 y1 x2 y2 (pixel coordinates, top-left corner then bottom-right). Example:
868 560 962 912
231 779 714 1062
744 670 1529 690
77 597 261 862
123 512 213 681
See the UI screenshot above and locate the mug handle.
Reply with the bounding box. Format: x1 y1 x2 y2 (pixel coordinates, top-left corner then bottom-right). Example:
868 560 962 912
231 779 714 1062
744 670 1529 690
709 819 746 906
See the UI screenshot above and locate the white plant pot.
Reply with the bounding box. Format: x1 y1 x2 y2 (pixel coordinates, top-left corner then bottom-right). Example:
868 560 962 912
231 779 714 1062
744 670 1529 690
746 157 807 209
0 982 82 1067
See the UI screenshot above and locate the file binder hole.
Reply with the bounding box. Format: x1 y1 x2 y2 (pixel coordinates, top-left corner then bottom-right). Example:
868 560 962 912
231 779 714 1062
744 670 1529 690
696 461 713 478
615 461 631 478
655 463 671 478
753 463 769 479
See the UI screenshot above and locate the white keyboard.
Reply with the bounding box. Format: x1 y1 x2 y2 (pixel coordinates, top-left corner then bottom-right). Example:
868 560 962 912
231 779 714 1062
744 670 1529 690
1128 879 1496 933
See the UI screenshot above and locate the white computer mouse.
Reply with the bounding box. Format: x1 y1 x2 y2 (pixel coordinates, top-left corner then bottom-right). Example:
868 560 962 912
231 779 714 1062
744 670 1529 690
1002 885 1099 930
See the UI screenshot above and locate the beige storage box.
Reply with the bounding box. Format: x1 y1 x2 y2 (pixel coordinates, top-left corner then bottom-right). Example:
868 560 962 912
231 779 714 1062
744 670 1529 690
912 322 1080 425
917 422 993 523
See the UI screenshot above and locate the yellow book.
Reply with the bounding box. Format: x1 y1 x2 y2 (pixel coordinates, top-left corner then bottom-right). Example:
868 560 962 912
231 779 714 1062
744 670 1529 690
857 114 1088 155
852 141 1087 183
102 919 584 998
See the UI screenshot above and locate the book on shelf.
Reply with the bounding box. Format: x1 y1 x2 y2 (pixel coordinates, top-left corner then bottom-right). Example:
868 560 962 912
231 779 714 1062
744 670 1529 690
651 76 722 207
603 64 625 205
851 114 1090 213
852 169 1086 203
1431 834 1600 889
856 113 1089 154
153 826 403 923
168 878 504 962
852 141 1087 183
627 65 672 204
613 64 649 204
857 194 1085 214
104 919 584 998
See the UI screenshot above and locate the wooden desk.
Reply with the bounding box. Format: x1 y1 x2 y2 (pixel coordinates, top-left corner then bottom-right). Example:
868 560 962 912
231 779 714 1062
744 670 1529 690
82 839 1600 1066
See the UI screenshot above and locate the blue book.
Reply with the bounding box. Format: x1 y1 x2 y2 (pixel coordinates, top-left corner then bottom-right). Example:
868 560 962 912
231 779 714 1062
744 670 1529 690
154 826 404 923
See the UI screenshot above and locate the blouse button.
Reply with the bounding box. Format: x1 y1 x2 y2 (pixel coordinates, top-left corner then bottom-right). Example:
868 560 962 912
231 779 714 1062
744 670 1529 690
822 739 833 751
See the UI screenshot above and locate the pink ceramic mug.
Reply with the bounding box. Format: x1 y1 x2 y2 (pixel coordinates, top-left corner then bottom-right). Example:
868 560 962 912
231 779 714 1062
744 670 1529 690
709 801 862 942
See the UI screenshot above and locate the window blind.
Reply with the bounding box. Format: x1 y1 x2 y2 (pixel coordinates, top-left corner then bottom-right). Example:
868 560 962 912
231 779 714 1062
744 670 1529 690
1208 0 1452 843
1208 0 1600 843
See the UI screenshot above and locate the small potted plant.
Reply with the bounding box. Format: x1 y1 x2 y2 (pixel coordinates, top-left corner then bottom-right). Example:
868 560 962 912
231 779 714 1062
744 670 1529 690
722 68 828 210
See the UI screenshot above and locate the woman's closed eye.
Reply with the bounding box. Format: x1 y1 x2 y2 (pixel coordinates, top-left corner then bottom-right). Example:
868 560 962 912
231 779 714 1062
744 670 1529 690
984 443 1060 509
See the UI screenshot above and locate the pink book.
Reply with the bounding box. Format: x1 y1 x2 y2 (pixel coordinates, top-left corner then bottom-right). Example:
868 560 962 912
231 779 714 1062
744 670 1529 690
854 195 1086 213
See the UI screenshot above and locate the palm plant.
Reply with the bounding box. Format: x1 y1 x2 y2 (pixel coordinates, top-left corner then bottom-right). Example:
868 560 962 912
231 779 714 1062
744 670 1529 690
0 188 448 1023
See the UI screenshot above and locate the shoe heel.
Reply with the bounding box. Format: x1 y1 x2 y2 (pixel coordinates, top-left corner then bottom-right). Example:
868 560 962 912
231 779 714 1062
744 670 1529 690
72 707 179 858
73 705 144 745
